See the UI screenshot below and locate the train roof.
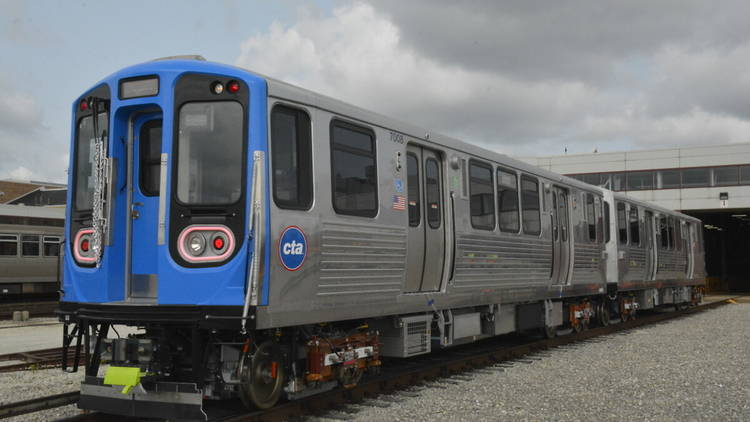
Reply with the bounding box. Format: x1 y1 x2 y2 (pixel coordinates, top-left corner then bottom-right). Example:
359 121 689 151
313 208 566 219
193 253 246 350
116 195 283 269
0 204 65 219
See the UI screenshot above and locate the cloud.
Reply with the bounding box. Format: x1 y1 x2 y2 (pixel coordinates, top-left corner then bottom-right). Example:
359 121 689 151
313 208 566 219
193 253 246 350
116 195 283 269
0 76 65 183
235 2 750 157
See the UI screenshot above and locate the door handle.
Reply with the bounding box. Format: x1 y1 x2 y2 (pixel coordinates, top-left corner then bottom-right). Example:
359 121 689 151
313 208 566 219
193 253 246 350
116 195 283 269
131 202 143 220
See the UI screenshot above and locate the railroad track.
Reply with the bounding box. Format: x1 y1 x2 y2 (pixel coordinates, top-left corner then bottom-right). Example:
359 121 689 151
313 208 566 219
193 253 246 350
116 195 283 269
0 300 58 320
1 298 732 422
0 346 80 373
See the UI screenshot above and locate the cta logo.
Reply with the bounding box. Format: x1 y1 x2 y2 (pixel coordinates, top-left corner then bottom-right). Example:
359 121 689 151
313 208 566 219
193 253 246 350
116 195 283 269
279 226 307 271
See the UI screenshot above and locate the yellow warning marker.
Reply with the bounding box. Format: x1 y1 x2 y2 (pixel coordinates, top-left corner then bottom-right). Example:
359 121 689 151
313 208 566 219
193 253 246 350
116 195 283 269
103 366 143 394
727 299 738 304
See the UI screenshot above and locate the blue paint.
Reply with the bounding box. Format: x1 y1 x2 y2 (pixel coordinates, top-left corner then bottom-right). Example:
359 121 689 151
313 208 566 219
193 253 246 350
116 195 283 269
278 226 307 271
62 59 271 307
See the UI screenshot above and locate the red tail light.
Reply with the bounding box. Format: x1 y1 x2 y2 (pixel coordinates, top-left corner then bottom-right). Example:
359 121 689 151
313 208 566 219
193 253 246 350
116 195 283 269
81 239 90 252
79 99 88 111
213 236 225 251
227 80 240 93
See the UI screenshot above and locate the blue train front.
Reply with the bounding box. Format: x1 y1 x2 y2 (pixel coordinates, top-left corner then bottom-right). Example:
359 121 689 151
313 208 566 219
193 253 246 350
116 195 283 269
58 57 319 420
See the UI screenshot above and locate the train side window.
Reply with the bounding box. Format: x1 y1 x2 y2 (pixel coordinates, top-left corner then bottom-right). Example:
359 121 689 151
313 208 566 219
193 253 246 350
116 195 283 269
617 202 628 244
603 201 610 243
425 158 441 229
497 168 519 233
586 193 596 242
667 217 675 249
629 206 640 246
659 216 669 248
21 235 40 257
521 175 541 235
469 161 495 230
0 234 18 256
330 120 378 217
406 153 420 227
43 236 62 257
271 105 313 210
139 119 162 197
675 220 682 251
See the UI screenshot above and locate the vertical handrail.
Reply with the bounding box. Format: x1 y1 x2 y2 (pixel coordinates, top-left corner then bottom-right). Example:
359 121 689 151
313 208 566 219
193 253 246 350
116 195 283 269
242 151 265 334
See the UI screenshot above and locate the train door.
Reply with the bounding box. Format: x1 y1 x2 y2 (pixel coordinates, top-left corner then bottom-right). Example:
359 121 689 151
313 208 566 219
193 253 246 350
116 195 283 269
644 210 657 281
550 186 571 284
128 114 163 300
405 145 445 292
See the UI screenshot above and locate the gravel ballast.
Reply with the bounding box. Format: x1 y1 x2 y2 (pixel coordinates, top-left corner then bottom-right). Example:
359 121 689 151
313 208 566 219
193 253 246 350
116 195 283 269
318 303 750 422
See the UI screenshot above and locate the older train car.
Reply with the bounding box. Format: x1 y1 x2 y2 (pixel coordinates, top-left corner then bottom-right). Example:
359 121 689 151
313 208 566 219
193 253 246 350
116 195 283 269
0 204 63 298
57 57 705 420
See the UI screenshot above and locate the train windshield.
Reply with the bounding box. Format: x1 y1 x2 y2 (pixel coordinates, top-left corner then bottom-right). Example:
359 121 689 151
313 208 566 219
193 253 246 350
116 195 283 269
176 101 244 205
74 113 108 211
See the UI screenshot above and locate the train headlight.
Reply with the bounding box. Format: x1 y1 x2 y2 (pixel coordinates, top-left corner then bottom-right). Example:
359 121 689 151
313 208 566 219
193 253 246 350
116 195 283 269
177 225 235 264
187 233 206 256
211 81 224 94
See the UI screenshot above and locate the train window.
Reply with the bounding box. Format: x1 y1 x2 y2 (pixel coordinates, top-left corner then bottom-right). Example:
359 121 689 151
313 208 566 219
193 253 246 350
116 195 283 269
407 154 420 227
176 101 244 205
271 105 313 210
139 120 162 197
629 206 640 246
617 202 628 244
586 193 596 242
659 216 669 248
497 168 519 233
667 217 675 249
469 161 495 230
521 176 541 235
21 235 40 257
425 158 441 229
0 234 18 256
74 113 108 211
330 120 378 217
675 220 682 251
603 201 610 243
43 236 62 257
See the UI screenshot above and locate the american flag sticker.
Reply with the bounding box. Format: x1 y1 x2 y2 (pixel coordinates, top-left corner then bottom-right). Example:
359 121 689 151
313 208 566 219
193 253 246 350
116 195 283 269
392 195 406 210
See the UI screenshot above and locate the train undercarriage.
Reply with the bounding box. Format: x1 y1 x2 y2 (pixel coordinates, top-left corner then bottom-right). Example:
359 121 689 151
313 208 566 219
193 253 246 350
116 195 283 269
59 285 702 420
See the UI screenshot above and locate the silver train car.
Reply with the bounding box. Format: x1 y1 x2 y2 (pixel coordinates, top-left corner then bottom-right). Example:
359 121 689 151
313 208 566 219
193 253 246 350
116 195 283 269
0 204 63 298
61 59 705 419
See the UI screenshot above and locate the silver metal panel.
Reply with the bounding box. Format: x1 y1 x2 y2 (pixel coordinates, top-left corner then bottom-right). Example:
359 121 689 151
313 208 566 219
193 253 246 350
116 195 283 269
372 314 431 358
157 153 168 245
453 312 482 339
494 305 516 335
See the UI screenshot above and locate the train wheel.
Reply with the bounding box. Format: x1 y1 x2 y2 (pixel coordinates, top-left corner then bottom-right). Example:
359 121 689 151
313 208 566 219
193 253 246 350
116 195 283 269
337 364 364 388
238 341 286 409
598 302 610 327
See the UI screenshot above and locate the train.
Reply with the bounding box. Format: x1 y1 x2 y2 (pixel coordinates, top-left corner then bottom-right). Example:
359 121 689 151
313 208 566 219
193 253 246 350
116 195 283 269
0 204 63 299
58 56 706 420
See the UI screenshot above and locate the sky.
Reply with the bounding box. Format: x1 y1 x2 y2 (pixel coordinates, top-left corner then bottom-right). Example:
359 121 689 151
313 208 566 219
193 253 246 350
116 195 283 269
4 0 750 183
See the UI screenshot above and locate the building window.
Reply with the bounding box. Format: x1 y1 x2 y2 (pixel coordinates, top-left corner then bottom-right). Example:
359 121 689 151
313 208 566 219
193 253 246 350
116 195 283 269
713 166 738 186
740 166 750 184
43 236 61 257
0 234 18 256
629 206 640 246
681 168 710 188
330 120 378 217
22 235 40 257
406 153 420 227
521 176 541 235
626 171 654 191
425 158 441 229
656 170 680 189
497 168 519 233
617 202 627 244
469 161 495 230
271 105 313 210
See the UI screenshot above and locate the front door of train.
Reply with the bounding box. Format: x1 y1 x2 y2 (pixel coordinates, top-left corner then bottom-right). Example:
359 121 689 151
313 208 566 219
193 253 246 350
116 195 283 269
405 145 445 292
127 114 163 301
550 186 571 284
